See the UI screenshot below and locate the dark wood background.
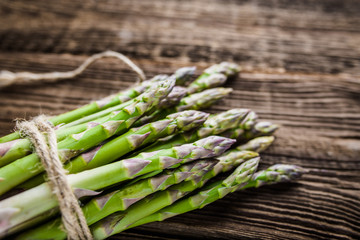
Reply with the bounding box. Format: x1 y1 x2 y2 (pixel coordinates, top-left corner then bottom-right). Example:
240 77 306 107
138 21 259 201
1 0 360 239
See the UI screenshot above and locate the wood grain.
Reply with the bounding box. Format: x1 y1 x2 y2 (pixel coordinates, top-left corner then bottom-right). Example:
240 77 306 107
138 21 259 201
0 0 359 239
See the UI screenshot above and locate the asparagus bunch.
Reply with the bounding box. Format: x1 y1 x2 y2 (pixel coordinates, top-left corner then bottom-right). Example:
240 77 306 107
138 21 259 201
0 61 307 240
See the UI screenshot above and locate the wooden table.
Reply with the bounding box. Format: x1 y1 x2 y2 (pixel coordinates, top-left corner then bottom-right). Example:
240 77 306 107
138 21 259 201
1 1 359 239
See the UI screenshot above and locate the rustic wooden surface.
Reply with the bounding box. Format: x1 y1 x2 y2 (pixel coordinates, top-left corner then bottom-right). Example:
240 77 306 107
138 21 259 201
1 0 360 239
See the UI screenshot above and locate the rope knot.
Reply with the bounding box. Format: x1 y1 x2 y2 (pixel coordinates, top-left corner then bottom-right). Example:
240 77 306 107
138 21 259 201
16 116 93 240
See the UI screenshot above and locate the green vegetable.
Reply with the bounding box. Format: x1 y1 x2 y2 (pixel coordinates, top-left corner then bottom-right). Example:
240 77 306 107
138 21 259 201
139 108 251 153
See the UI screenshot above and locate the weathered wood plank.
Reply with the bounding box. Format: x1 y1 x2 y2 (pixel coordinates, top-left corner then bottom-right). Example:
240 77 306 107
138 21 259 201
0 0 360 75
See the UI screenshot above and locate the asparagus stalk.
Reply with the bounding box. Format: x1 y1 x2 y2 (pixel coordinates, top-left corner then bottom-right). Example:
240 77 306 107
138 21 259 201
173 66 196 86
90 157 259 239
128 164 305 229
242 121 279 140
219 121 278 143
21 110 209 189
139 108 252 153
242 164 307 188
186 73 226 94
134 86 188 126
0 78 176 195
222 121 278 141
0 136 235 237
186 62 240 94
157 86 188 109
236 136 275 153
177 87 232 111
15 159 217 240
202 62 241 78
0 67 195 144
134 87 233 127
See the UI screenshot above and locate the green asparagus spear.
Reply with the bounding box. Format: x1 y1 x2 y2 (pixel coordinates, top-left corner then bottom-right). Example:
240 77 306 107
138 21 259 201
131 86 188 127
135 87 233 126
177 88 232 112
0 78 175 195
185 62 239 95
217 120 278 142
203 62 241 78
15 159 216 240
0 136 235 237
90 157 258 239
186 73 226 94
128 164 305 229
236 136 275 153
241 164 307 189
20 110 209 189
242 121 279 140
186 62 240 94
158 86 188 109
139 108 251 153
173 66 196 86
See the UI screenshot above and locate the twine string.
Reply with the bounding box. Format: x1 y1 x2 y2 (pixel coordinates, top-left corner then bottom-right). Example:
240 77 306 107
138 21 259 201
17 116 93 240
0 50 146 88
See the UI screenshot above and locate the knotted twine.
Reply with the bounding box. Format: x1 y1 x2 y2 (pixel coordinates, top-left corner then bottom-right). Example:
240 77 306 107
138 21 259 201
0 50 146 88
17 116 92 240
9 51 146 239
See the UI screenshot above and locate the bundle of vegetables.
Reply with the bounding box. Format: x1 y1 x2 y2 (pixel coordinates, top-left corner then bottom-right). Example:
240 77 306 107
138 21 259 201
0 62 306 239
